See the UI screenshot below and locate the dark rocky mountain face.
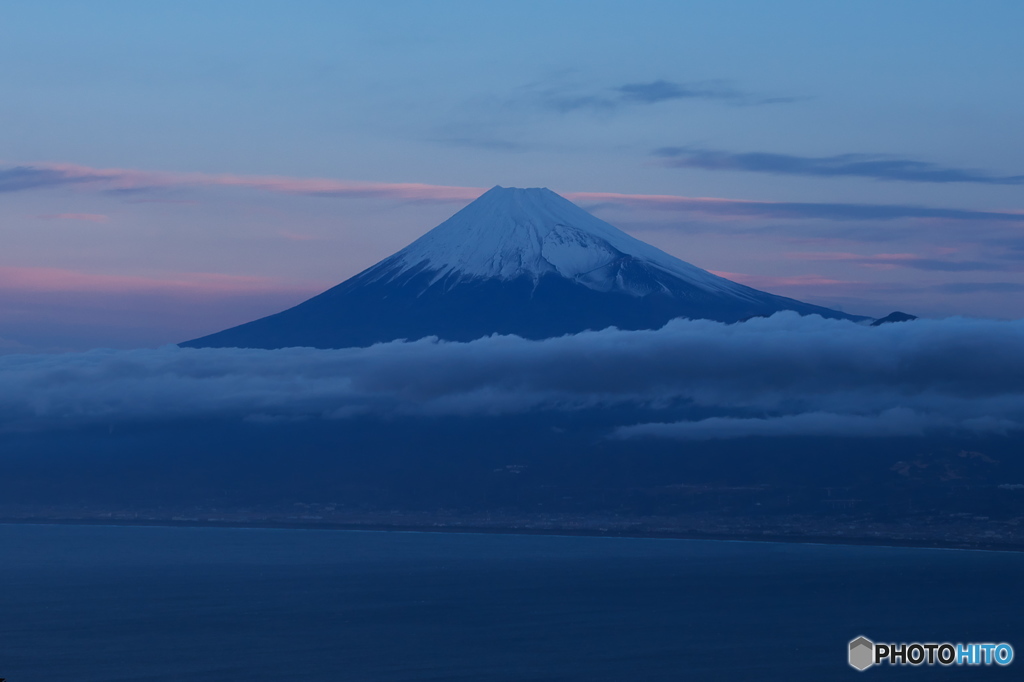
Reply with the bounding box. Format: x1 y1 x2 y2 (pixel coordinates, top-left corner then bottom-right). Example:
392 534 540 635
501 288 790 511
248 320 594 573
870 311 918 326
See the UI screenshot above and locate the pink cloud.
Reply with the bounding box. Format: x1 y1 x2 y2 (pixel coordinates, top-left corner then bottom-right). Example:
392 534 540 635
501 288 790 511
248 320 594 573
36 213 109 223
123 198 200 205
0 266 325 295
785 252 922 270
784 252 921 263
19 161 485 202
16 162 769 213
10 160 1024 223
780 251 996 272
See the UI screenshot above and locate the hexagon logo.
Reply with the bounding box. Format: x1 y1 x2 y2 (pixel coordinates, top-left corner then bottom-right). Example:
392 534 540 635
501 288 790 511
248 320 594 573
849 636 874 671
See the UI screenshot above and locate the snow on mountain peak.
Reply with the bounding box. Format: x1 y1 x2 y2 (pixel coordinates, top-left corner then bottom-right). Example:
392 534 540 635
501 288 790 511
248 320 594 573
382 185 742 296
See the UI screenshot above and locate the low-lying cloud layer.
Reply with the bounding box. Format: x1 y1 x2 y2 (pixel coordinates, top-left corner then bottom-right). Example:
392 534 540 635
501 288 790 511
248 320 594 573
4 314 1024 440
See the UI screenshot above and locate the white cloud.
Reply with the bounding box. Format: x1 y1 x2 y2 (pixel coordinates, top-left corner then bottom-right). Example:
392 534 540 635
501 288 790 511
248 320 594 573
2 313 1024 438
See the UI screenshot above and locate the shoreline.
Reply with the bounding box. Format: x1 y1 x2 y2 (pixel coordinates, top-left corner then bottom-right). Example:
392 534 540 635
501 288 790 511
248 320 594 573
3 516 1022 553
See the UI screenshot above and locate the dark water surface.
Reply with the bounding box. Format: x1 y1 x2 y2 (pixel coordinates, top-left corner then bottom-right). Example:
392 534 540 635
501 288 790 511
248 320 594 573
1 524 1021 681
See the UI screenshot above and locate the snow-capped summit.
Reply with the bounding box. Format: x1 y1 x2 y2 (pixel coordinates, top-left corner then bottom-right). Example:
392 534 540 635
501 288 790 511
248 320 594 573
378 186 739 297
182 186 863 349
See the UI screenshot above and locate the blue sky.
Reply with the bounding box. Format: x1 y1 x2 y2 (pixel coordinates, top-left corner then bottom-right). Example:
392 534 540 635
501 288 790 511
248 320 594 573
2 1 1023 350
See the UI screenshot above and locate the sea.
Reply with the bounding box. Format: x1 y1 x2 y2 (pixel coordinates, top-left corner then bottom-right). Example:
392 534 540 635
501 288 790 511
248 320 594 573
1 523 1021 681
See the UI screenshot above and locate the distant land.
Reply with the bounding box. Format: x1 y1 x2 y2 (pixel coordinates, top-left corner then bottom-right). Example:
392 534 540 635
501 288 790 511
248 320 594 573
3 413 1023 552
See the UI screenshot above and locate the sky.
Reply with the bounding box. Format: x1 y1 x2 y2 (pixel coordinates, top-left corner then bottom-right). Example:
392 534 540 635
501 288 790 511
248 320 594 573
2 0 1023 351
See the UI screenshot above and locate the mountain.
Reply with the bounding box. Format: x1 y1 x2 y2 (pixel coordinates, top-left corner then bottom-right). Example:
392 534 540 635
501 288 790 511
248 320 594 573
182 186 865 349
870 311 917 326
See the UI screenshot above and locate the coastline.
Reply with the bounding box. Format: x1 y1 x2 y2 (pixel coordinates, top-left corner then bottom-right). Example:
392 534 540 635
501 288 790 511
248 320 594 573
3 513 1022 553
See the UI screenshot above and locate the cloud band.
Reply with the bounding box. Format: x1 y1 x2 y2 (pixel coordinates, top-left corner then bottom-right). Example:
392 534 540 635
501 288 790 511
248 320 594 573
4 314 1023 439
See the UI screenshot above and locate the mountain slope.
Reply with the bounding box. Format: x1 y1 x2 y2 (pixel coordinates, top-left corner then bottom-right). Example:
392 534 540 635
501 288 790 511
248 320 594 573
182 186 864 349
